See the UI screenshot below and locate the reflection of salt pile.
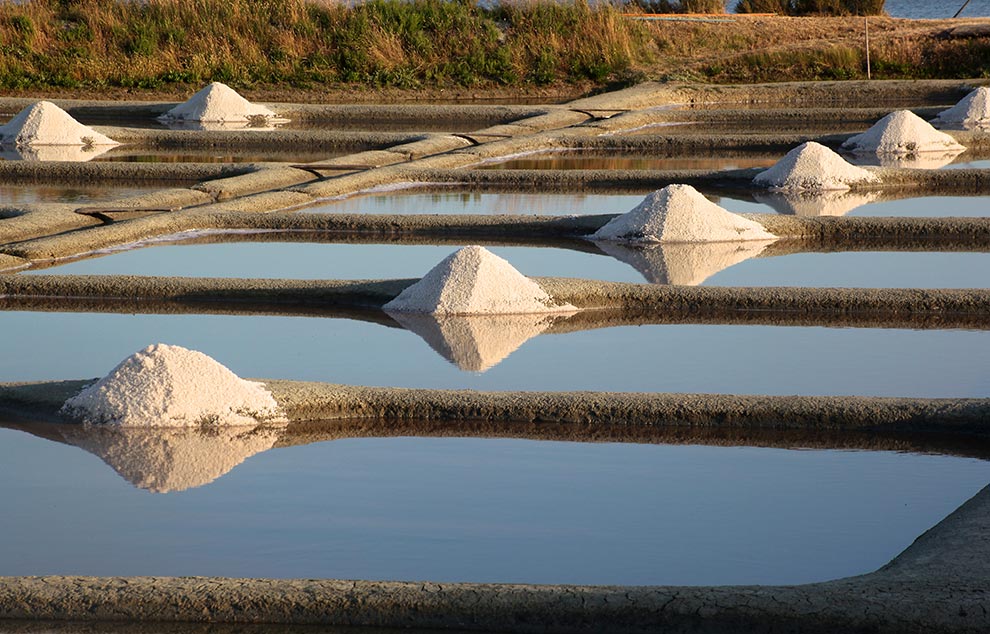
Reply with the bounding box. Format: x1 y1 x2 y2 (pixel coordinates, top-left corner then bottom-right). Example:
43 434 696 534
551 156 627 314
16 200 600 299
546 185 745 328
60 344 284 427
383 246 575 315
754 142 880 191
59 424 279 493
595 239 774 286
753 190 881 217
847 149 965 170
0 144 113 162
389 312 568 372
0 101 118 148
592 184 776 243
841 110 965 155
931 87 990 130
159 82 286 123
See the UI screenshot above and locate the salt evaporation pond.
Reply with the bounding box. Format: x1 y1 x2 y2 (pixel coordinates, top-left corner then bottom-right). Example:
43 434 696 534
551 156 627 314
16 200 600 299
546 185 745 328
309 190 990 219
24 241 990 290
0 311 985 397
0 424 986 585
480 150 779 172
92 147 347 164
0 183 172 205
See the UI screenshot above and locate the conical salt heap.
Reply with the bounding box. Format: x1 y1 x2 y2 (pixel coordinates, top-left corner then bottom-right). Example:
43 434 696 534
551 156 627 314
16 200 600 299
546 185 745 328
754 142 880 191
159 82 285 123
60 343 285 427
383 246 576 315
60 425 279 493
593 184 776 243
388 312 567 372
0 101 118 147
931 87 990 130
842 110 965 155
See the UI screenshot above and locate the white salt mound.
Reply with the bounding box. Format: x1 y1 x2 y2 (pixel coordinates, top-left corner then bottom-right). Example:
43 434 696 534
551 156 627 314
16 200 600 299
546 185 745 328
383 245 576 315
753 142 880 191
0 101 118 147
60 343 284 427
159 82 285 123
593 184 776 243
842 110 964 155
931 87 990 130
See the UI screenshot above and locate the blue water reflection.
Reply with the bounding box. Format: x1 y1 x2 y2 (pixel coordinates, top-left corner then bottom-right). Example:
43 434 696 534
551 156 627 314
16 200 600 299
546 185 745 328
0 312 985 396
0 428 985 585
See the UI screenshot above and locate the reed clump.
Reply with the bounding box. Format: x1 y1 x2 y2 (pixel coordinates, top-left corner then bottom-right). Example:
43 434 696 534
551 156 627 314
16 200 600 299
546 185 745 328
0 0 646 90
736 0 885 15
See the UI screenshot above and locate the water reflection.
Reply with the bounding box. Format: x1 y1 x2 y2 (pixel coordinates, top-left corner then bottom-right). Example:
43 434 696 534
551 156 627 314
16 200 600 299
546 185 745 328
0 144 113 162
58 423 282 493
752 190 882 217
845 148 966 170
388 311 573 372
594 239 775 285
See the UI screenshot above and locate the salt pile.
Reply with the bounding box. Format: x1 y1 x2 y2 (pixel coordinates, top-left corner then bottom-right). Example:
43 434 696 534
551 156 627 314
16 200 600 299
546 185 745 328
595 240 774 286
592 184 776 243
60 343 285 427
753 142 880 191
0 101 118 147
931 87 990 130
61 425 279 493
388 312 569 372
159 82 285 123
383 246 576 315
841 110 964 155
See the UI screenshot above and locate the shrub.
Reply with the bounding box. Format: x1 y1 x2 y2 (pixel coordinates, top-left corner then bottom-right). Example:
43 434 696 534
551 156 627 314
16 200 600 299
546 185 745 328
736 0 884 14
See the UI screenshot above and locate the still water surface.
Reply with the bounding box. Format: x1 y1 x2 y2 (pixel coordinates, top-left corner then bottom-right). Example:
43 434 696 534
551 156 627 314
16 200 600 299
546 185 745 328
0 427 985 585
24 241 990 289
0 311 985 396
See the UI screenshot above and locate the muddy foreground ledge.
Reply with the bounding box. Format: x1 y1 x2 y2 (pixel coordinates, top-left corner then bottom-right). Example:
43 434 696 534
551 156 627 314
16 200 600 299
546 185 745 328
0 483 988 633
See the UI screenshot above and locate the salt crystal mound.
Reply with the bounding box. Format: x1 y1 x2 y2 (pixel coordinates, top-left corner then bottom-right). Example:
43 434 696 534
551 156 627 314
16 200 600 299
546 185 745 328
593 184 776 244
595 239 774 286
59 424 279 493
59 343 285 427
931 87 990 130
388 312 569 372
383 246 576 315
753 190 881 217
753 142 880 192
841 110 965 155
159 82 285 123
0 101 118 147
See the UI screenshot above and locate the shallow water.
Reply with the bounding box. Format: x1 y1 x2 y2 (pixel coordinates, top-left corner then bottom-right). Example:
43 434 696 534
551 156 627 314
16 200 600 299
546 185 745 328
887 0 990 18
0 183 176 205
480 150 779 172
0 425 985 585
308 189 990 219
0 310 985 396
24 241 990 290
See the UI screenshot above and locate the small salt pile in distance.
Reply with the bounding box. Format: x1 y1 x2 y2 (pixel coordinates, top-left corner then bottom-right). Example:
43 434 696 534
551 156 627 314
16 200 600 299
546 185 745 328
383 245 576 315
0 101 118 147
593 184 776 243
841 110 964 155
931 87 990 130
60 344 285 427
159 82 286 123
754 142 880 191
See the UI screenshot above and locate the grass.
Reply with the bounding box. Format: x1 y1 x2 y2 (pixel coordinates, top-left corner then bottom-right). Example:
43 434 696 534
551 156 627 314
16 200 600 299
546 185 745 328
0 0 985 93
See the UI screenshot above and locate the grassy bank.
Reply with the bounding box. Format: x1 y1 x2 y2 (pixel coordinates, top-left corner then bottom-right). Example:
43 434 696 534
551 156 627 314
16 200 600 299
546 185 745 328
0 0 988 95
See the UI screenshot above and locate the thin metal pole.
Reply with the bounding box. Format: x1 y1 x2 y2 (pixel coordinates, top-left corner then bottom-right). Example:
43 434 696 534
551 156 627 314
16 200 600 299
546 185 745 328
865 17 871 80
954 0 973 18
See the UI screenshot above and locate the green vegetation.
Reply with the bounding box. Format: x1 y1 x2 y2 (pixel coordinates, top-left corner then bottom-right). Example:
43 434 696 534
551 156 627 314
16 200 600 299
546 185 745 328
0 0 984 93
